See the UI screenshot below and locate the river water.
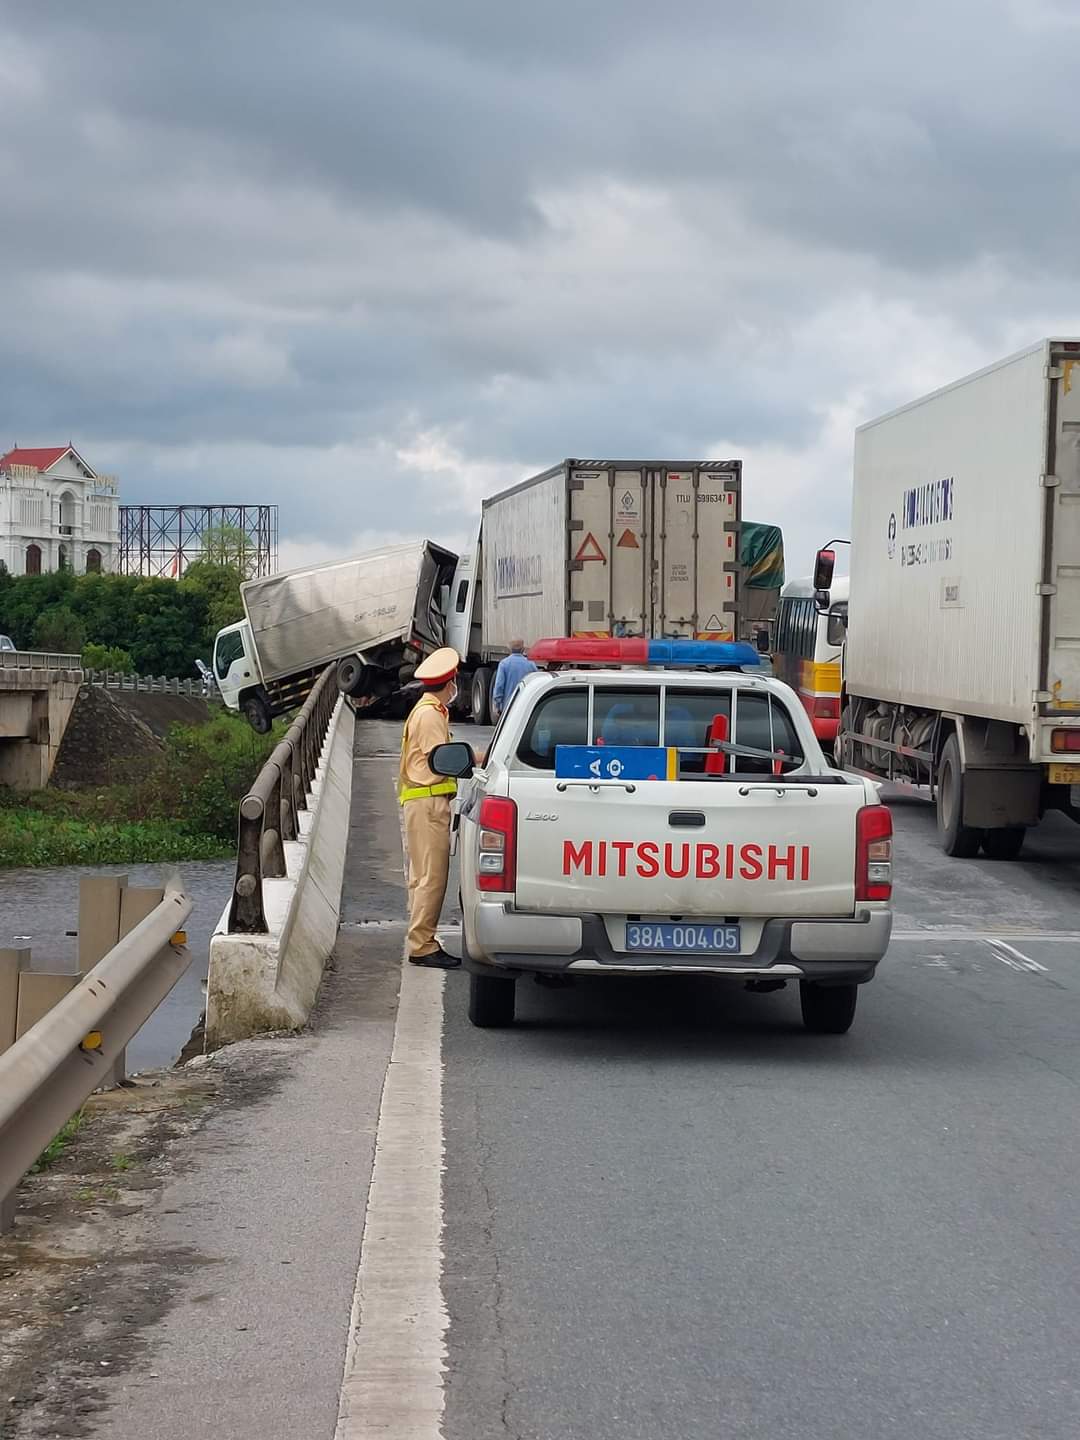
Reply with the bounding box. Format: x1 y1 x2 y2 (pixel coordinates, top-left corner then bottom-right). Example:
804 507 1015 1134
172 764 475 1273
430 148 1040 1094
0 860 233 1072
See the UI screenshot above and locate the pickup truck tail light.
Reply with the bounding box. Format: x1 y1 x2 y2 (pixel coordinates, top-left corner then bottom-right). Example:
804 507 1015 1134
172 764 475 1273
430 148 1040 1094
855 804 892 901
477 796 517 893
1050 728 1080 753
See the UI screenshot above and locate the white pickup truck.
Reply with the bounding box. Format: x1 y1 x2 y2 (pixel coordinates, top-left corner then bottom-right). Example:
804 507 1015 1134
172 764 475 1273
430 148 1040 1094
431 654 893 1034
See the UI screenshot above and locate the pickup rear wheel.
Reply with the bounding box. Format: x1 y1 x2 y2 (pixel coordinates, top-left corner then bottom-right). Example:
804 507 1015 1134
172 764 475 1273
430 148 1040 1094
937 734 983 858
800 981 857 1034
468 971 516 1027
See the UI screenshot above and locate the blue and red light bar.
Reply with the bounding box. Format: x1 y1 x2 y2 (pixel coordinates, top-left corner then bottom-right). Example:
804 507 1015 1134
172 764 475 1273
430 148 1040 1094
528 637 761 667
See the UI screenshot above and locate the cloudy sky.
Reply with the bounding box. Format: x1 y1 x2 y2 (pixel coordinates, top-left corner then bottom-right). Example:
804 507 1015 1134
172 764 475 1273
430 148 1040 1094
3 0 1079 576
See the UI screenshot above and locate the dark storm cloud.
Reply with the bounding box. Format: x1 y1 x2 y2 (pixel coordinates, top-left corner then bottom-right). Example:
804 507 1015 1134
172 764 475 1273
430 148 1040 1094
2 0 1080 571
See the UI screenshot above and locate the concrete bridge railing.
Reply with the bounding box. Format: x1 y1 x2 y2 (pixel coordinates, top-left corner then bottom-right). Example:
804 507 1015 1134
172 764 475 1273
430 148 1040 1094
0 650 82 671
205 665 355 1049
87 671 216 698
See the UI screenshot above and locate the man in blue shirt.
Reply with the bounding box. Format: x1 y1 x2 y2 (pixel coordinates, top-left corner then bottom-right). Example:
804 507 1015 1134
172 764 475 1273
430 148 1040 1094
491 639 537 720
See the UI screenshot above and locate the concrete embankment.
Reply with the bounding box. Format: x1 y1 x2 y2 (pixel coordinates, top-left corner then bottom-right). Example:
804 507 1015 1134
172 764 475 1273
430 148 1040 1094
50 686 215 788
205 696 356 1048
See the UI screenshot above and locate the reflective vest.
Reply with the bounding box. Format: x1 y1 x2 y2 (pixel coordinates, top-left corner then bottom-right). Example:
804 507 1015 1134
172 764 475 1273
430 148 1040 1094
398 695 458 804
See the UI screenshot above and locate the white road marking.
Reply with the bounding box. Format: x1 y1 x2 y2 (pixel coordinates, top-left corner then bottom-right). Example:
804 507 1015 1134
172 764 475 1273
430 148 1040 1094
335 795 448 1439
892 929 1080 944
984 937 1049 974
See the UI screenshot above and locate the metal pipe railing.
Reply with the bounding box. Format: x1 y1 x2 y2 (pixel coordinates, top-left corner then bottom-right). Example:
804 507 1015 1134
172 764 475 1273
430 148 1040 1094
0 886 194 1232
227 665 339 934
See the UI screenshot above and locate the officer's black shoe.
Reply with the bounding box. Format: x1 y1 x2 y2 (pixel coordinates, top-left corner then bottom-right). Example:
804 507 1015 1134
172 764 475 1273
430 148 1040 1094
408 948 461 969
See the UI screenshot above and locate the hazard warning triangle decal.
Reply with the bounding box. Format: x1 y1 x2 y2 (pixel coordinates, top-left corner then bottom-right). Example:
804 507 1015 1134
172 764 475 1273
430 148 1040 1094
574 532 606 563
616 529 639 549
704 612 722 630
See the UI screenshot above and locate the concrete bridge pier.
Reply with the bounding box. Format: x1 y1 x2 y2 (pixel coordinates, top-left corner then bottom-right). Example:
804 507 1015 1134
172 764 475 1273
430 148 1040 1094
0 666 83 790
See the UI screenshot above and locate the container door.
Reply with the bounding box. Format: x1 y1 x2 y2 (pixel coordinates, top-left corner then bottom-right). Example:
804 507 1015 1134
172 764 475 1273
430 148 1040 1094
656 467 739 640
567 466 652 637
1045 360 1080 709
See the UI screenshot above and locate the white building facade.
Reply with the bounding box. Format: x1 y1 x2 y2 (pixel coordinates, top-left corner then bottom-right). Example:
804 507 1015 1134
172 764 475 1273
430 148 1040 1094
0 446 120 576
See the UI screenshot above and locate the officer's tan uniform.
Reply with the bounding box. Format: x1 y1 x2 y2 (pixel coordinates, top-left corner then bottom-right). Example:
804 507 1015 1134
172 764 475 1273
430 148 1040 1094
399 649 459 959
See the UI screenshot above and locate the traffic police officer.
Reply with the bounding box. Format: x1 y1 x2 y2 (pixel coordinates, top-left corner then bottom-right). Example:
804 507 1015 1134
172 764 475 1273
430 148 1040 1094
399 646 462 968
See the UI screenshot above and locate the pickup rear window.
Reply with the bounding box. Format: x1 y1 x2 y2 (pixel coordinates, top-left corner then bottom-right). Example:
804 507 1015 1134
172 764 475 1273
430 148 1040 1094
516 686 804 773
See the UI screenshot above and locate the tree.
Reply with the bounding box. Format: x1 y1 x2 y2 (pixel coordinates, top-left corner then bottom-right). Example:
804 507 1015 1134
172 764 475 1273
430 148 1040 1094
32 606 86 655
0 567 241 677
82 642 134 673
198 522 253 574
126 579 206 677
180 559 245 654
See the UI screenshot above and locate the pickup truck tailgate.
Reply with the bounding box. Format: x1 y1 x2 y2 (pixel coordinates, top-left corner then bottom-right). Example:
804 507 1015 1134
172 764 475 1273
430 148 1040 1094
511 777 863 918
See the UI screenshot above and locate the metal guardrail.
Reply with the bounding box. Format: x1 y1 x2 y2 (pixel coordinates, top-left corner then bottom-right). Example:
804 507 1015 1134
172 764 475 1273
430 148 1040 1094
228 664 338 935
0 650 82 671
0 886 193 1233
87 670 216 698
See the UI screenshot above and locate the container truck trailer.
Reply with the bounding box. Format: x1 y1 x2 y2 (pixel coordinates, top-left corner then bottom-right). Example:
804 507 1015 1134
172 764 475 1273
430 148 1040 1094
828 338 1080 858
458 459 745 722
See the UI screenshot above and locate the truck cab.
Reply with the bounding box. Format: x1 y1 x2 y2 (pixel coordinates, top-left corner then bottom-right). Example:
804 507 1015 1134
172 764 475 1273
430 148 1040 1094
443 547 481 666
431 638 893 1033
212 621 268 730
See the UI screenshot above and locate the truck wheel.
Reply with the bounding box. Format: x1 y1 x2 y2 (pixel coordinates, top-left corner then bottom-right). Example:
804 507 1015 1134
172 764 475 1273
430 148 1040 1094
336 656 367 696
937 734 983 858
471 667 492 726
800 981 857 1034
982 827 1025 861
468 971 516 1028
242 694 272 734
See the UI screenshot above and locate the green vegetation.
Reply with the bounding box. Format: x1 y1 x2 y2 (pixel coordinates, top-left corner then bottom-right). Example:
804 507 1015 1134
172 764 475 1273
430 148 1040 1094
0 812 232 868
33 605 85 654
81 642 135 673
0 710 281 868
0 559 244 677
31 1111 85 1172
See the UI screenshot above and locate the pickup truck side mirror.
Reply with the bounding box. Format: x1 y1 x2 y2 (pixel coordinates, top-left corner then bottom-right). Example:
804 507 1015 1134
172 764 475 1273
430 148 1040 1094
429 741 475 779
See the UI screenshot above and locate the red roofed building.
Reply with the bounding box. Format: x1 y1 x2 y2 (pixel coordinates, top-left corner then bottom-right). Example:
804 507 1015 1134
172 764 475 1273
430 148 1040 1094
0 444 119 576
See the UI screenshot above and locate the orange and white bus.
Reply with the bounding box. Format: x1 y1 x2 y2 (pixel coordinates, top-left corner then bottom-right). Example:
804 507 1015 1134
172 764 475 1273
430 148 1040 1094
772 575 847 741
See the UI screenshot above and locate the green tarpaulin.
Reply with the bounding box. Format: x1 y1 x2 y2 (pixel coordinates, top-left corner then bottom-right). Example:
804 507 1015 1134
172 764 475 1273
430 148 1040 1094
740 522 784 590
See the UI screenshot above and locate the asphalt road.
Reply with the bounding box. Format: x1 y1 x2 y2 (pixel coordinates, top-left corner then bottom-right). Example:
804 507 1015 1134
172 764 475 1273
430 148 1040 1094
15 720 1079 1440
435 736 1080 1440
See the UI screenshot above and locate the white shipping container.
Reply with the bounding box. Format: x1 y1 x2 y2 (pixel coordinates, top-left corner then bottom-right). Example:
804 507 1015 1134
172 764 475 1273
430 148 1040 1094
848 339 1080 745
481 460 741 652
242 541 453 682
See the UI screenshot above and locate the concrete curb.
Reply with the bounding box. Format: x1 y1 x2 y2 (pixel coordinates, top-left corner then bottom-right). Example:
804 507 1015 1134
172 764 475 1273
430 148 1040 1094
205 697 357 1049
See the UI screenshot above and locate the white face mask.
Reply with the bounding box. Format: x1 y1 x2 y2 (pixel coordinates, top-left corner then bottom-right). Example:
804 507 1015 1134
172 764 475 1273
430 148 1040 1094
447 683 458 706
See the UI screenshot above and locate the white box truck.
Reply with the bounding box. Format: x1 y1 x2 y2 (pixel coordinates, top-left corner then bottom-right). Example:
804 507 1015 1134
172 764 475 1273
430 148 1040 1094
214 540 459 731
829 338 1080 858
457 459 744 722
